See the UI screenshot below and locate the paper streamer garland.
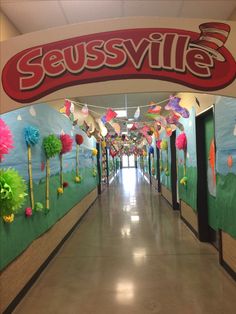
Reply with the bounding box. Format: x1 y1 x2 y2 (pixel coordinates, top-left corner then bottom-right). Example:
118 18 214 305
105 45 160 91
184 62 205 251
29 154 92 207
43 135 62 209
0 168 27 222
75 134 84 182
176 133 188 186
59 134 73 192
24 126 40 209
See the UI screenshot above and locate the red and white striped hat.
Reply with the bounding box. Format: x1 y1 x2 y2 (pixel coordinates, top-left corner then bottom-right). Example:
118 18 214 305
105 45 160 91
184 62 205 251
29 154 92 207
190 22 231 61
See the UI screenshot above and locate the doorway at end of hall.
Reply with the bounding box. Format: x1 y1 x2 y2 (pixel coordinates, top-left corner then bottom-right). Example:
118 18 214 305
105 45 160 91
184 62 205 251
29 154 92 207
122 154 135 168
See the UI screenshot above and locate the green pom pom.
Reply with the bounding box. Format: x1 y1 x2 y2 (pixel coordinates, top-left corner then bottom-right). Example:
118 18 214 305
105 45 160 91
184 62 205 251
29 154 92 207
160 139 168 151
43 135 62 158
0 168 27 216
35 202 44 212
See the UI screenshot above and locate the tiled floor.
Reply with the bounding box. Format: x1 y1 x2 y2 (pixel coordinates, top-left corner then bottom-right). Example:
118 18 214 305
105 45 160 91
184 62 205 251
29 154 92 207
14 169 236 314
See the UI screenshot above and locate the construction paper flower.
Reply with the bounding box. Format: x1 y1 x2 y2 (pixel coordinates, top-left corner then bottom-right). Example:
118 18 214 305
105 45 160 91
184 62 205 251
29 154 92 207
75 134 84 145
24 126 40 146
92 148 98 156
180 176 188 186
60 134 73 154
57 187 63 194
25 207 32 217
63 182 69 188
0 168 27 217
3 213 14 223
75 176 81 183
160 139 168 151
35 202 44 212
176 133 187 150
43 135 62 158
0 118 14 162
93 168 97 177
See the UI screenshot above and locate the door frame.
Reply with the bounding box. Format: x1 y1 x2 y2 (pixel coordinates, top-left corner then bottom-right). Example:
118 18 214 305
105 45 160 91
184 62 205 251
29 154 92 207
170 131 179 210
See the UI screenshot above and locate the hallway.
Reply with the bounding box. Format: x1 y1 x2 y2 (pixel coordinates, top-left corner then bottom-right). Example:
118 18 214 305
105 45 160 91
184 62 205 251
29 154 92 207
14 169 236 314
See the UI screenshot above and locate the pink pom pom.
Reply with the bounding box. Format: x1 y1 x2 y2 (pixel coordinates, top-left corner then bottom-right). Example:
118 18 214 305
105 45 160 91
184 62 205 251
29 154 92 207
60 134 73 154
25 207 32 217
156 140 162 149
176 133 187 150
0 118 14 162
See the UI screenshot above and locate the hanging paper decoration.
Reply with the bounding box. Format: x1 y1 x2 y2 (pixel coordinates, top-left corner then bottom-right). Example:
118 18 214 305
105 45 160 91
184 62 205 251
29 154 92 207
165 126 173 137
134 107 140 119
25 207 33 217
75 134 84 183
59 134 73 192
176 133 188 186
60 99 74 121
82 104 89 116
103 108 117 123
43 135 62 209
148 146 154 155
148 103 162 114
165 96 189 118
24 126 40 209
0 168 27 222
0 118 14 162
110 122 121 135
96 118 108 137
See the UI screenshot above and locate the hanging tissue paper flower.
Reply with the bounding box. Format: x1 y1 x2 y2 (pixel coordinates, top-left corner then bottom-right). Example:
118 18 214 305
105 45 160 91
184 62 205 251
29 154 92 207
165 96 189 118
0 118 14 162
176 133 187 150
24 126 40 146
25 207 32 217
75 134 84 145
0 168 27 218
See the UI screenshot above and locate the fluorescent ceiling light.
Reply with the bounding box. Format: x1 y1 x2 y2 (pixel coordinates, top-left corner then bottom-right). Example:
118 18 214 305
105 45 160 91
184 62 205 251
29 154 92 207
127 124 133 129
122 132 128 135
115 110 127 117
128 118 134 121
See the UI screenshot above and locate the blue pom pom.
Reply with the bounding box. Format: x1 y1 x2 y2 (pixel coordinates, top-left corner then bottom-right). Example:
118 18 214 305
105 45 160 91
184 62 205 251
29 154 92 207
149 146 154 155
24 126 40 146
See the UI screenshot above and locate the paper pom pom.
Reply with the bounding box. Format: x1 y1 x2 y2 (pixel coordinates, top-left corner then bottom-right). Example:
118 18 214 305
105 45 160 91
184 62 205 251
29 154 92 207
25 207 32 217
101 141 106 149
43 135 62 158
0 118 14 162
63 181 69 188
60 134 73 154
24 126 40 146
160 139 168 150
75 134 84 145
180 176 188 186
149 146 154 155
92 148 98 156
75 176 81 183
176 133 187 150
93 168 97 177
57 187 63 194
0 168 27 216
35 202 44 212
3 213 14 223
156 140 162 149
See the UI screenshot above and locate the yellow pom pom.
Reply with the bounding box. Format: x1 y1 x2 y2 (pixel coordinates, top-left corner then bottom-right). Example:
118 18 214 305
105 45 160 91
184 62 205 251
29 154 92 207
101 141 106 149
92 148 98 156
57 187 63 194
3 213 14 223
75 176 81 183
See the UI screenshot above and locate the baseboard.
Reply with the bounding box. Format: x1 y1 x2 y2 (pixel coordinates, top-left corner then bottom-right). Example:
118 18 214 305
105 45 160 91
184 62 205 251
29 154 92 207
161 185 172 206
220 231 236 281
180 200 199 238
1 188 98 314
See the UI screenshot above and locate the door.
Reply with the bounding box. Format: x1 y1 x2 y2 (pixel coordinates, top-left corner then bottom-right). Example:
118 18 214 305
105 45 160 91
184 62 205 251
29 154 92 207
122 155 129 168
196 108 219 248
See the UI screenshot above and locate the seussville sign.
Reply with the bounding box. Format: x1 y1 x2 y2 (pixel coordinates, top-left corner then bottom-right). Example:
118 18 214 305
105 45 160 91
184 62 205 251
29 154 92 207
2 22 236 103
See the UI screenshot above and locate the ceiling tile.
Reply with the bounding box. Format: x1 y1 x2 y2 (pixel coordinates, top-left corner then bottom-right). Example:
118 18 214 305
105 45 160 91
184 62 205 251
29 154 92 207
179 1 236 20
60 0 123 23
1 1 68 33
124 1 182 17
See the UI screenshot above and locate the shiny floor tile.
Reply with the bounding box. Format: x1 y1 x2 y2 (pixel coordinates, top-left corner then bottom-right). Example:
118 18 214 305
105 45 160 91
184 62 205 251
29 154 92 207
14 169 236 314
